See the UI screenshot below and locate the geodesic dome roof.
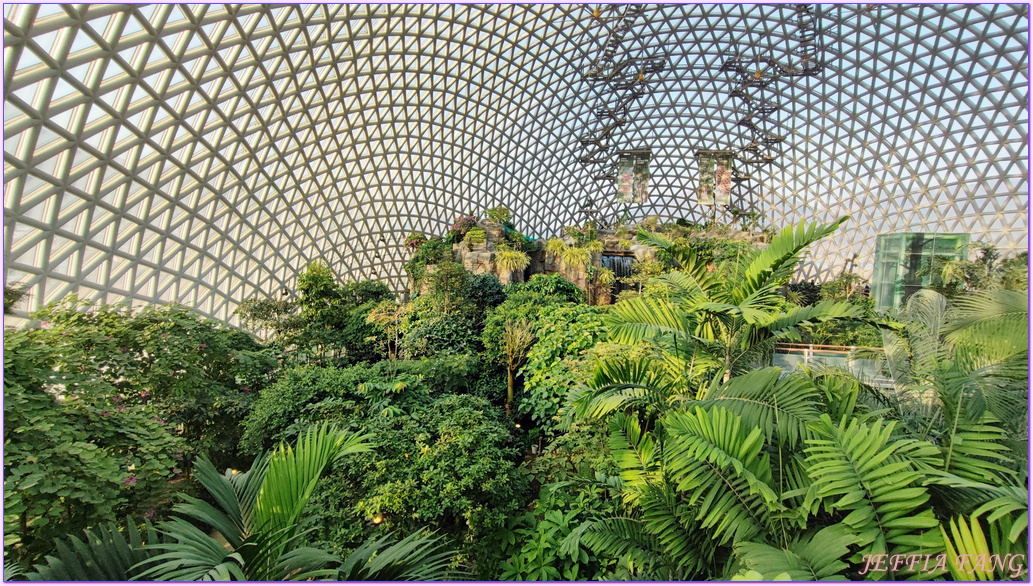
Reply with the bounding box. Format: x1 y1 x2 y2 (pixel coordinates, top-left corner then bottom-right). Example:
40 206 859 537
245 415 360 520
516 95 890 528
4 4 1028 321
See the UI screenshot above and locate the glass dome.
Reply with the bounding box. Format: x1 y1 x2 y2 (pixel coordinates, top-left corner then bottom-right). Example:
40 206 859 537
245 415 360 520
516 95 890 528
4 4 1027 321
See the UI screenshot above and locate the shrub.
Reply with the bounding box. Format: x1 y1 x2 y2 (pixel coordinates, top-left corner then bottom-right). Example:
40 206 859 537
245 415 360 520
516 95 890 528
239 364 375 453
4 330 187 564
313 394 531 577
485 205 512 225
29 296 275 469
497 482 620 580
464 227 486 245
519 305 607 434
447 215 478 243
466 273 506 313
404 238 453 290
506 273 584 304
494 247 531 274
404 231 428 251
400 312 482 359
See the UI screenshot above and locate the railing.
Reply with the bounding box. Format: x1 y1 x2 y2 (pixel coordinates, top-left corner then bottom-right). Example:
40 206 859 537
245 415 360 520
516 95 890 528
772 343 893 388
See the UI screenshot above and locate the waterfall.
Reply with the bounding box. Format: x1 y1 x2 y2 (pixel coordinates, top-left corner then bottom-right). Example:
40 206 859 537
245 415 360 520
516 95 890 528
602 254 634 295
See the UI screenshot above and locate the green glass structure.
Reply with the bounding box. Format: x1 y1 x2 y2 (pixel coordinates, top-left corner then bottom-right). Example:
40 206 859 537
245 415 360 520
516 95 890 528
871 233 971 310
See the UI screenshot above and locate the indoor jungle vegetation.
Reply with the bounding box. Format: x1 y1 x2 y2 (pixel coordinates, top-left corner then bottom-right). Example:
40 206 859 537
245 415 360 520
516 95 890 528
3 211 1028 581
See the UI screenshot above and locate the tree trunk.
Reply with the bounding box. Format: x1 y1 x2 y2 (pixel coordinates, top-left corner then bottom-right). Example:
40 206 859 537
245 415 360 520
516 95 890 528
506 367 515 417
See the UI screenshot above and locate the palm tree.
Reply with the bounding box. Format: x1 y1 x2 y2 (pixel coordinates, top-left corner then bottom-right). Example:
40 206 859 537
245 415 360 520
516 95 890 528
17 424 463 581
572 218 863 419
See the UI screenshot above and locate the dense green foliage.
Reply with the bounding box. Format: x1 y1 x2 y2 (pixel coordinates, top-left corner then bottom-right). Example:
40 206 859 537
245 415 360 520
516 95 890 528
506 272 585 304
519 304 607 434
25 298 274 467
3 329 187 564
6 217 1027 581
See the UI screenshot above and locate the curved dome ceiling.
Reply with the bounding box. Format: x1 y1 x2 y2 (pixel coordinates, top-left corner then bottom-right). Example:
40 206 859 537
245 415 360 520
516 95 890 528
4 4 1028 321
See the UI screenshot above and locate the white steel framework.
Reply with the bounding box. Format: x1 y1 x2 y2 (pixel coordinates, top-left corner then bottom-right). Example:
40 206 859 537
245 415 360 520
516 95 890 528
3 4 1028 321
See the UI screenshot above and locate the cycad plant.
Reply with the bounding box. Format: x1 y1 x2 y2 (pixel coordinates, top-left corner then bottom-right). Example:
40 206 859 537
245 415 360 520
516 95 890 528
565 287 1029 581
572 218 863 419
569 365 1027 581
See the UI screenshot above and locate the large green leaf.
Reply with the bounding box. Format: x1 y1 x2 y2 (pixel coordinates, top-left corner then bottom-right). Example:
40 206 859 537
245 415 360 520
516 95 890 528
732 217 848 305
607 413 661 502
662 406 778 546
338 530 463 581
254 423 370 534
803 415 941 579
690 368 823 448
733 523 860 581
24 518 162 581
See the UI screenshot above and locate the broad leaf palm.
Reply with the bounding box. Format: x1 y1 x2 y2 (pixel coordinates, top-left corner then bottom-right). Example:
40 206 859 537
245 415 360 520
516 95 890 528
139 423 371 580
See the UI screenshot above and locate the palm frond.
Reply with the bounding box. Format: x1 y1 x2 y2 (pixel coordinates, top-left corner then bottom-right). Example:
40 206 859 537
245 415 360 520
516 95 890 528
939 514 1027 581
3 561 25 581
24 518 162 581
254 423 371 534
663 406 778 546
803 415 941 577
973 485 1029 544
604 295 695 346
732 217 847 304
767 299 865 339
571 356 679 419
607 413 661 501
338 530 462 581
139 517 245 581
941 420 1013 484
945 289 1028 356
638 482 714 577
579 516 667 574
733 523 860 581
690 368 822 448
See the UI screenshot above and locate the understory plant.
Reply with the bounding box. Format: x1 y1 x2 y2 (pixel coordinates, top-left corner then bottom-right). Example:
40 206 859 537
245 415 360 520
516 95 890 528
13 425 463 581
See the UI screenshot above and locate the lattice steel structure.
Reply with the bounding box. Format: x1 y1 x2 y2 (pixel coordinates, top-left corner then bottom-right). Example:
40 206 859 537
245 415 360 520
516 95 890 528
4 4 1028 322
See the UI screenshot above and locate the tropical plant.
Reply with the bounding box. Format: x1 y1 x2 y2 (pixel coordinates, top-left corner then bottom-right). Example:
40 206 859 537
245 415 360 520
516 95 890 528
403 237 453 290
4 329 188 563
15 425 463 581
928 242 1029 298
448 214 478 243
498 482 620 580
501 319 536 416
135 424 371 580
336 530 462 581
485 205 512 225
579 218 864 420
4 284 27 314
403 231 427 251
568 369 965 581
561 246 591 268
316 394 530 577
464 227 486 245
880 288 1028 447
494 246 531 276
520 305 607 435
545 237 567 257
27 297 276 466
399 312 481 359
506 272 585 304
